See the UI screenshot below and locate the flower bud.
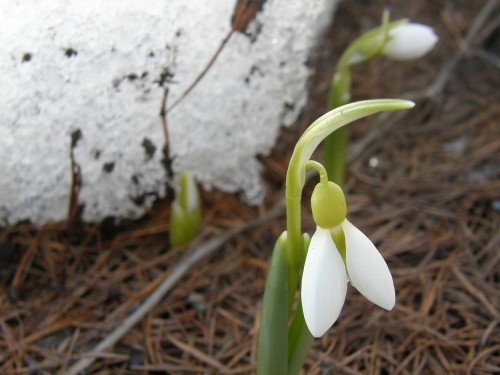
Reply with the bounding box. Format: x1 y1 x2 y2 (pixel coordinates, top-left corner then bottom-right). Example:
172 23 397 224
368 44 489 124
169 172 202 247
311 181 346 228
383 23 438 61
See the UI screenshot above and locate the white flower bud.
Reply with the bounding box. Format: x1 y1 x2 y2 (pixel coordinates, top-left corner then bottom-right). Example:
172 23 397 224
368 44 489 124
383 23 438 61
169 172 202 247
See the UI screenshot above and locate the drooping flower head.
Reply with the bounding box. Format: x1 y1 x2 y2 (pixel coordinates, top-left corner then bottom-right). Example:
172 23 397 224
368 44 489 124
301 178 395 337
383 23 438 61
338 13 438 69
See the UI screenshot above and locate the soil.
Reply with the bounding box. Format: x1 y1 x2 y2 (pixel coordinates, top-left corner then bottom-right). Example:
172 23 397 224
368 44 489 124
1 0 499 374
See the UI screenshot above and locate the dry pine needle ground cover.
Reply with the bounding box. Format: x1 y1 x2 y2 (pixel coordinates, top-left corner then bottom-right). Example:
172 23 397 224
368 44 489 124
1 0 499 374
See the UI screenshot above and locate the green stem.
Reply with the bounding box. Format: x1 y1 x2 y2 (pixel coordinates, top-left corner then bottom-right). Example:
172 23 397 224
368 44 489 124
323 64 351 186
305 160 329 184
322 125 347 186
284 168 302 310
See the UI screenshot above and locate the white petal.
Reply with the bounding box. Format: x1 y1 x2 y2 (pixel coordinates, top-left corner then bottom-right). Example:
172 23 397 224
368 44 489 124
301 226 348 337
384 23 438 61
343 220 395 310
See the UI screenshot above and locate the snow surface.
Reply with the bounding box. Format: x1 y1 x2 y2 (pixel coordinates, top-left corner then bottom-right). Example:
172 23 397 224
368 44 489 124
0 0 338 225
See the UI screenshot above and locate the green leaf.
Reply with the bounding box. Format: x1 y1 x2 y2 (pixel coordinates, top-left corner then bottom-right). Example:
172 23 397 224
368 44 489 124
287 234 314 375
287 299 314 375
257 232 289 375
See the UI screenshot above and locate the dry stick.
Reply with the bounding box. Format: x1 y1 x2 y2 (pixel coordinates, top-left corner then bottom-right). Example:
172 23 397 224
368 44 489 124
10 230 42 292
67 129 84 235
159 88 175 185
65 202 284 375
166 334 227 371
159 88 170 146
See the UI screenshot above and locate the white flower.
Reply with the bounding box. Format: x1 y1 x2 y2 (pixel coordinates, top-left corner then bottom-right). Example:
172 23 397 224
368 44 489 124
301 221 395 337
383 23 438 61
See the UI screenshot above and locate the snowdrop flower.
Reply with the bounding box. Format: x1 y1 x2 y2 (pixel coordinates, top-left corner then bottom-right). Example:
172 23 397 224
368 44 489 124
301 180 395 337
383 23 438 61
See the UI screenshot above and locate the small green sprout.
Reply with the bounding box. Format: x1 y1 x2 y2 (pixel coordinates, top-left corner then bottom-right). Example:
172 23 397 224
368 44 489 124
169 171 202 247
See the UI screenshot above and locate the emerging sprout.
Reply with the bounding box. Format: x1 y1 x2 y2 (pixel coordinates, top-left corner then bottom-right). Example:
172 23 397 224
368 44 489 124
169 172 202 247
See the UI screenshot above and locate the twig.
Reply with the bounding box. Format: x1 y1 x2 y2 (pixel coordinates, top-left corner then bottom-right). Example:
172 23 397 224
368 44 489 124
67 129 84 236
159 87 174 184
10 231 42 292
166 334 227 371
65 201 284 375
166 0 264 114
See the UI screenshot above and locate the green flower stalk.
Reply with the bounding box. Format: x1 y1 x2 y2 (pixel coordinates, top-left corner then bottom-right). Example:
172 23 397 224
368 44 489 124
323 11 438 186
169 171 202 247
256 99 414 374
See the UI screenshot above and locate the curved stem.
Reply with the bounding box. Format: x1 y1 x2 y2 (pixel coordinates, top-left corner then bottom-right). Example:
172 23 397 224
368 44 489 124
305 160 329 185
